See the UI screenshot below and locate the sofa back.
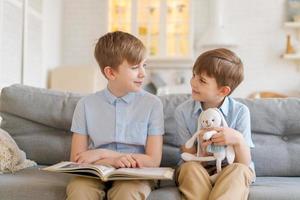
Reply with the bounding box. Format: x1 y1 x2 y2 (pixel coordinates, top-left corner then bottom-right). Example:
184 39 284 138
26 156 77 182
1 85 300 177
0 84 80 165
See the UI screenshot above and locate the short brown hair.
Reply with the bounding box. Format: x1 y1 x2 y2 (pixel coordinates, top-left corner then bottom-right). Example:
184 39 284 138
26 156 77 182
94 31 146 75
193 48 244 94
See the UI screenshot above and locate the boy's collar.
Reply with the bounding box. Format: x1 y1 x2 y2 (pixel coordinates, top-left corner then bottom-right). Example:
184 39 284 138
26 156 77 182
193 97 229 117
219 97 229 116
104 87 140 104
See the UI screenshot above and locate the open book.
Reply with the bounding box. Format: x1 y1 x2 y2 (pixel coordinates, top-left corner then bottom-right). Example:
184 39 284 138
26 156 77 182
43 161 174 182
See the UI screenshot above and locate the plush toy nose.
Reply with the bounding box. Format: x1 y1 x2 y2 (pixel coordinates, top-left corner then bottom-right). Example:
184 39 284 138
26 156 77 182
205 120 211 127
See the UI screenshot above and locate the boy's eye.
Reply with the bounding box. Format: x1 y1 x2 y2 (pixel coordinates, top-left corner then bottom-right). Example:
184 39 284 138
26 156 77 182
131 63 146 70
131 65 139 70
199 79 206 83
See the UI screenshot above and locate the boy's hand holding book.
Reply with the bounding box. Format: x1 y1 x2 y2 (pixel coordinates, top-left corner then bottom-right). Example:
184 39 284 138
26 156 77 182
75 149 143 169
74 149 104 164
111 154 142 168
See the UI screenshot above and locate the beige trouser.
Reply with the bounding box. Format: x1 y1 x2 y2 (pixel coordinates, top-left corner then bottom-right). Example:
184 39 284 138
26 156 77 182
176 162 254 200
66 177 153 200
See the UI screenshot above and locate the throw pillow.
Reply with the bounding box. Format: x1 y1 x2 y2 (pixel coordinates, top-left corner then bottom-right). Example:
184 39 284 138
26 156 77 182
0 117 36 173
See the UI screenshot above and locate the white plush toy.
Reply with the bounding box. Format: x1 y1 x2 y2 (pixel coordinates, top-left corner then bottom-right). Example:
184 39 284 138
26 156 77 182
181 108 235 177
0 116 36 173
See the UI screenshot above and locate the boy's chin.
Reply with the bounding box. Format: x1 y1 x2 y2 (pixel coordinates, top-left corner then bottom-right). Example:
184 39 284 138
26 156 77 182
191 93 203 101
129 87 142 93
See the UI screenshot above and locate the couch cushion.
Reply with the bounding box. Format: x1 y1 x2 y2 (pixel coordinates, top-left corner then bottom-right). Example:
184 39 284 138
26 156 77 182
148 187 181 200
237 98 300 137
0 166 180 200
0 112 71 165
238 98 300 176
1 167 299 200
159 94 190 147
249 177 300 200
161 144 181 167
0 85 77 165
0 166 74 200
0 84 82 130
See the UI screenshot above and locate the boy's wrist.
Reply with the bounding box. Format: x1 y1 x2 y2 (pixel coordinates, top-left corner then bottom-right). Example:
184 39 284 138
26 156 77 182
96 149 105 160
233 132 244 147
180 144 196 154
97 149 123 159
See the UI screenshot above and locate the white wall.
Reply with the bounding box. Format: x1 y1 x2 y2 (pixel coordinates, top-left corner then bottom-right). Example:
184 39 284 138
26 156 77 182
192 0 300 97
42 0 63 87
61 0 107 66
60 0 300 97
221 0 300 97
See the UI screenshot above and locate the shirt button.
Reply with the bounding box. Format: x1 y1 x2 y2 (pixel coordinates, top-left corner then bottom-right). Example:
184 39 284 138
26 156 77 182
282 136 288 141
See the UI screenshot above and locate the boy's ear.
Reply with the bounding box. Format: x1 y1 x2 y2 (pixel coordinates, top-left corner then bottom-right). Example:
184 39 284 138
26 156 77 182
219 86 231 97
103 66 116 80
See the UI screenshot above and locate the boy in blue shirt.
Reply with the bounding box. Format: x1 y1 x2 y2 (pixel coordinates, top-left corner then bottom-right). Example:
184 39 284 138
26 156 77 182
66 31 164 200
175 48 255 200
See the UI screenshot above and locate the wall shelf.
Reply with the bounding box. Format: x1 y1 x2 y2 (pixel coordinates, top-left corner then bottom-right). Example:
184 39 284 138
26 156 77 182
284 21 300 39
284 22 300 28
282 53 300 60
282 54 300 70
282 22 300 71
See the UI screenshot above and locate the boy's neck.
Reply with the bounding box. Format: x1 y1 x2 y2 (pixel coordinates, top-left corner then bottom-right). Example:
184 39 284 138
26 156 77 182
201 97 226 110
107 83 128 98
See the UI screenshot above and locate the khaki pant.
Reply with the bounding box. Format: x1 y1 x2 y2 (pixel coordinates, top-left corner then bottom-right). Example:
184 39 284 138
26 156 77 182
66 177 154 200
176 162 254 200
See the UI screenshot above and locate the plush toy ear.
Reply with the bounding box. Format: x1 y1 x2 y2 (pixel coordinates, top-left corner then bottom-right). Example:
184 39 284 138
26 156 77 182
214 108 228 127
197 111 204 131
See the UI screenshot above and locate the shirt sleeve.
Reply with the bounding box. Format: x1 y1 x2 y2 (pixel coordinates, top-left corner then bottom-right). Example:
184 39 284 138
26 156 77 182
147 99 164 136
174 106 192 146
71 99 88 135
235 105 255 148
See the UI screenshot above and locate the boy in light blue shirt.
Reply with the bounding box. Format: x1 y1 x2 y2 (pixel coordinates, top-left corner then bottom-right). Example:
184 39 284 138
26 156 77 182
175 48 255 200
66 31 164 200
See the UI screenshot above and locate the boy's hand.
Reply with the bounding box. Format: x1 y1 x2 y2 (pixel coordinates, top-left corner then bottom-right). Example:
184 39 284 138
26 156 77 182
112 154 141 168
75 149 102 164
198 128 213 156
75 149 123 164
210 127 243 146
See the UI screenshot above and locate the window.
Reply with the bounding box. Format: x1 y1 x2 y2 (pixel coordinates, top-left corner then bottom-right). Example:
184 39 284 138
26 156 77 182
108 0 192 59
0 0 43 88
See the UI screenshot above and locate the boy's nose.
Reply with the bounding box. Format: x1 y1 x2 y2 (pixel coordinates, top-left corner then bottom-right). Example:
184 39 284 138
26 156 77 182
138 67 146 78
190 77 195 87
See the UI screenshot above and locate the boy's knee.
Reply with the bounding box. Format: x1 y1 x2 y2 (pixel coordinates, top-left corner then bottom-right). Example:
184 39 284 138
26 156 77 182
66 177 104 199
227 163 251 173
67 177 97 190
225 163 254 181
108 180 151 200
179 161 205 175
176 161 210 184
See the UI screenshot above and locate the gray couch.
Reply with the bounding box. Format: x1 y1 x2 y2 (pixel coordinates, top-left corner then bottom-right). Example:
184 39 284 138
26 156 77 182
0 84 300 200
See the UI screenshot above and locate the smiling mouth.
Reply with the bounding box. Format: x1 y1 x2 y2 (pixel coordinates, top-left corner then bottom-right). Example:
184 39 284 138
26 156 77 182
192 89 200 94
134 81 143 85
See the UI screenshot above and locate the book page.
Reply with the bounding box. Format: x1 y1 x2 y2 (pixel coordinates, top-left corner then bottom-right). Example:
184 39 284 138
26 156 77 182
107 167 174 180
43 162 174 181
44 162 115 177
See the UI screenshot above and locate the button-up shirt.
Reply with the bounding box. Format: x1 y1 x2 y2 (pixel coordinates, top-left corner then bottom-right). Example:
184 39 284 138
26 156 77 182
71 88 164 154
